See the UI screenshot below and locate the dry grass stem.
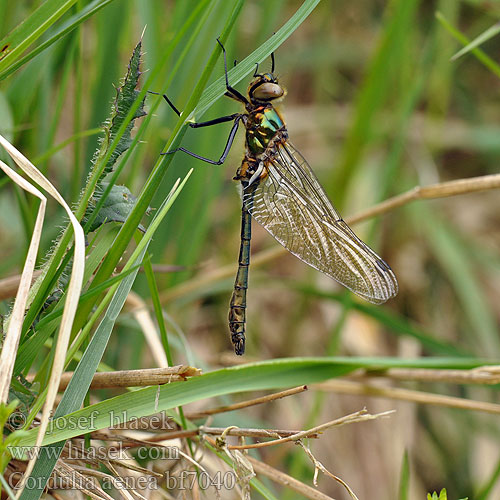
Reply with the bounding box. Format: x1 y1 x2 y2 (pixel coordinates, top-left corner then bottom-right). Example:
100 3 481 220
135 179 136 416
160 246 283 304
0 135 86 497
112 429 198 442
314 379 500 414
223 409 393 450
125 291 169 368
53 366 201 390
0 271 41 301
54 462 113 499
246 455 336 500
298 441 359 500
348 172 500 225
185 385 307 419
0 161 46 404
61 443 164 479
200 426 319 439
352 365 500 384
95 426 319 448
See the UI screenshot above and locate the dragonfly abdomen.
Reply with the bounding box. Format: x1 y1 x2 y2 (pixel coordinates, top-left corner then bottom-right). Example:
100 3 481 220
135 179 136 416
228 202 253 355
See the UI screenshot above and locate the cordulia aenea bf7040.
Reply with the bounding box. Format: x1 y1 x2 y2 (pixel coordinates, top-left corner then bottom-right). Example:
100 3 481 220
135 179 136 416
154 39 398 355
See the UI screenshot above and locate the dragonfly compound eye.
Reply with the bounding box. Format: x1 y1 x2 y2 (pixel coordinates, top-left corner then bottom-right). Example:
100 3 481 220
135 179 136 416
252 82 284 101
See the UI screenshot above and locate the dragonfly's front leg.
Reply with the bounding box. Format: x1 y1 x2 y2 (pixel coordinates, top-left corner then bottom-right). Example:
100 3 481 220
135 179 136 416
148 90 243 165
228 202 252 355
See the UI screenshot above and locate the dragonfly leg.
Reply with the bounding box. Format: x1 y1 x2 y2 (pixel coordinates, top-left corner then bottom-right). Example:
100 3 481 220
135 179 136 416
216 38 248 104
149 90 240 128
253 52 275 77
228 203 252 355
162 114 243 165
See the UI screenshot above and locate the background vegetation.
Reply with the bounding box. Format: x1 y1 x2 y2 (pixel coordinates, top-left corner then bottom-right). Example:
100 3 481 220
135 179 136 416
1 0 500 499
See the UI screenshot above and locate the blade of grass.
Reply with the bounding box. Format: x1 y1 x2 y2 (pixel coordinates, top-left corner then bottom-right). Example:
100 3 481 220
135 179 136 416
0 0 117 81
296 286 468 356
451 21 500 61
421 209 500 356
76 0 320 334
332 0 419 207
0 0 77 75
22 0 218 344
13 356 498 449
18 171 193 500
31 128 101 164
68 0 245 340
192 0 321 120
475 456 500 500
436 11 500 78
399 450 410 500
14 266 139 377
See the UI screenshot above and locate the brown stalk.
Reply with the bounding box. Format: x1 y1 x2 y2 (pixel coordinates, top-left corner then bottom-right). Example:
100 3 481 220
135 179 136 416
298 441 359 500
351 365 500 385
314 379 500 414
93 426 318 445
246 455 335 500
185 385 307 419
50 366 201 390
0 271 41 301
200 426 319 439
224 409 393 450
348 172 500 225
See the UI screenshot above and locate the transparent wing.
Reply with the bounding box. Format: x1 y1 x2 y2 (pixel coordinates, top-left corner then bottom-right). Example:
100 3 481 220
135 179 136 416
242 142 398 304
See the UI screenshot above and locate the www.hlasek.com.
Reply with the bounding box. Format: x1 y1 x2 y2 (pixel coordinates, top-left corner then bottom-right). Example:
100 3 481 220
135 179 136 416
9 442 179 461
8 470 238 492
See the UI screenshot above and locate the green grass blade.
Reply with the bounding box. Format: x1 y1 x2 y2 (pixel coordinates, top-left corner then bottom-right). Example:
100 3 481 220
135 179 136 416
17 171 193 500
436 11 500 78
0 0 117 81
332 0 419 206
70 0 245 337
475 456 500 500
399 450 410 500
0 0 77 75
193 0 321 119
451 21 500 61
13 356 496 449
422 211 500 356
18 246 149 500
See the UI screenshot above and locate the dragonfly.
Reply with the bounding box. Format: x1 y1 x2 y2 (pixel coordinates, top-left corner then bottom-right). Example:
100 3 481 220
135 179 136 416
155 39 398 355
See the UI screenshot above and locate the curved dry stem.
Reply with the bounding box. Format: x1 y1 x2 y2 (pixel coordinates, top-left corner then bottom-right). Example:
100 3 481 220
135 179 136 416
246 455 336 500
225 409 393 450
185 385 307 419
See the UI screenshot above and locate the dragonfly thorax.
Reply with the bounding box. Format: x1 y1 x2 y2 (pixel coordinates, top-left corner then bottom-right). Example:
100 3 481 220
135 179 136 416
245 106 285 156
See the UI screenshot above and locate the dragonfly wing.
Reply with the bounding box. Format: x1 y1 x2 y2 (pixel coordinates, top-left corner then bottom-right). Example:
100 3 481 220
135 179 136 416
242 142 398 304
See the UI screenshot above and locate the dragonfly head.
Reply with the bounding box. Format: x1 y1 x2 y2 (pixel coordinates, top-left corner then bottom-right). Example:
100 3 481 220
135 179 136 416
248 73 285 104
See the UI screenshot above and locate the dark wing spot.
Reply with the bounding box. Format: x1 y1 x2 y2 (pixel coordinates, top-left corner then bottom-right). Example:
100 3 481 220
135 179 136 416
376 258 392 273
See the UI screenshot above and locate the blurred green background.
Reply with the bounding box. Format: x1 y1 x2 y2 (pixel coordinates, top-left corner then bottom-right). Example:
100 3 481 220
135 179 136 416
1 0 500 498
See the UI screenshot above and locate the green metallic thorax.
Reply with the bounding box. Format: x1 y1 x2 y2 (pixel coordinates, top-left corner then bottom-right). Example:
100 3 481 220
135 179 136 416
245 106 284 156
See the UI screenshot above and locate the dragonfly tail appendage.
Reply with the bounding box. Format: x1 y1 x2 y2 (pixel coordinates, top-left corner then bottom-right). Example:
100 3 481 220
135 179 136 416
228 204 252 355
